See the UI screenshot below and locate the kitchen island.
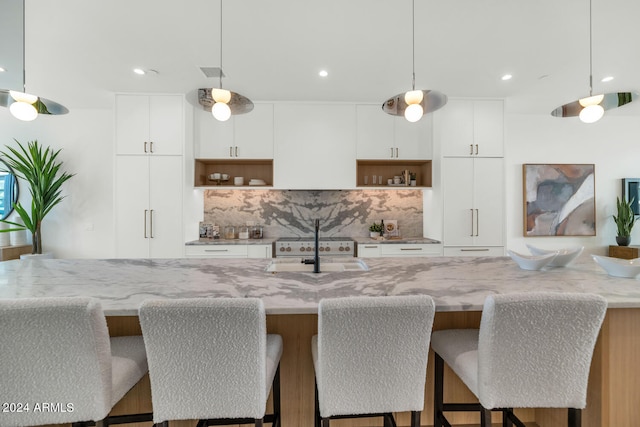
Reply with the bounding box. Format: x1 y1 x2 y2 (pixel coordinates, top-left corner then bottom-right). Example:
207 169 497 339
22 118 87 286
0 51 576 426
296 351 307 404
1 256 638 427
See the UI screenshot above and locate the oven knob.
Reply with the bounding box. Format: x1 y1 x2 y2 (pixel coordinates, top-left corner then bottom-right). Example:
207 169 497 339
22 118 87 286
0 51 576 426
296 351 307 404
325 247 331 252
279 247 285 252
286 247 291 252
339 246 344 252
306 247 312 252
345 246 351 252
319 247 325 252
300 247 305 252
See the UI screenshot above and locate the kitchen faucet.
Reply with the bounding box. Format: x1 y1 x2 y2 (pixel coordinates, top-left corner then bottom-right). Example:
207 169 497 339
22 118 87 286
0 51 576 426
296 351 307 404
302 219 321 273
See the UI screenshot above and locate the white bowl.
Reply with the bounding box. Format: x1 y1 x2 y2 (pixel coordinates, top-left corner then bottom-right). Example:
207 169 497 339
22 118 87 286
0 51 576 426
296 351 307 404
526 244 584 267
592 255 640 278
508 249 558 271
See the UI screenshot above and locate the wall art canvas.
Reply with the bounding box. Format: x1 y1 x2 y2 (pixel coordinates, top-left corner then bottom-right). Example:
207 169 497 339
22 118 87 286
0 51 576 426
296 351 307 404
523 164 595 236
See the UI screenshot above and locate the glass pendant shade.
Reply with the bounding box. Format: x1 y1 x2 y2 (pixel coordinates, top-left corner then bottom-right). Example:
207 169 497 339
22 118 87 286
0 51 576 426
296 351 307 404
211 88 231 103
404 103 424 122
579 104 604 123
9 100 37 121
578 94 604 107
404 89 424 105
212 101 232 121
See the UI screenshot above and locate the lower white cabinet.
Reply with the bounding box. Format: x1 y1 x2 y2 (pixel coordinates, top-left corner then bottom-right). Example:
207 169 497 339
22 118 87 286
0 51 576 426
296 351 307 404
357 243 442 258
115 156 184 258
185 244 272 259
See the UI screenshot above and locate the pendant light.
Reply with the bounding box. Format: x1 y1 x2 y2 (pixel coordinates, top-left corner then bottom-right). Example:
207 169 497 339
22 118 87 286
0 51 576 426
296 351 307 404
0 0 68 121
382 0 447 122
551 0 638 123
198 0 253 121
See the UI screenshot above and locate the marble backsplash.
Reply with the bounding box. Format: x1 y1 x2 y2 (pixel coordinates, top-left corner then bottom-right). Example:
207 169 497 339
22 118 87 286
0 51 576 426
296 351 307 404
203 190 423 238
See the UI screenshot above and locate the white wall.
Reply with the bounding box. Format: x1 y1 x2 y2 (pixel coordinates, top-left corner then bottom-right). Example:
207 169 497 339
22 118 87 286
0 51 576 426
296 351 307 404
505 112 640 255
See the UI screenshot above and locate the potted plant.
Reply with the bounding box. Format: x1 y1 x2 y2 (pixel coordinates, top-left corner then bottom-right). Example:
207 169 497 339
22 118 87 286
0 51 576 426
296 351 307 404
0 140 74 255
369 222 383 238
613 196 636 246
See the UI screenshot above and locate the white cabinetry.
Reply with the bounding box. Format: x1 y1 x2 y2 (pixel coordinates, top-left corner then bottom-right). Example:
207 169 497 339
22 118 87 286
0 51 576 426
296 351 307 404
438 99 503 157
357 243 442 257
115 156 184 258
115 94 184 155
274 104 356 189
442 157 504 255
195 103 274 159
356 105 432 159
185 244 272 259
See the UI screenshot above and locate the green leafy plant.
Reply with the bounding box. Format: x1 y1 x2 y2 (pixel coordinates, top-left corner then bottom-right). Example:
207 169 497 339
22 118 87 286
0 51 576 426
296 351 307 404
0 140 74 254
613 196 636 237
369 222 383 233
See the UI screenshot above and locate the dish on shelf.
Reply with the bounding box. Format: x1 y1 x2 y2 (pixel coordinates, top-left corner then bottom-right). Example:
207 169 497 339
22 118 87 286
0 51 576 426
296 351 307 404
526 244 584 267
507 249 558 271
592 255 640 278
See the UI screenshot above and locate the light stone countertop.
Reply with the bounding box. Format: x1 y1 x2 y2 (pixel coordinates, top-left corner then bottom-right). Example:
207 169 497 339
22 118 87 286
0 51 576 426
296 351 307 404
1 255 639 316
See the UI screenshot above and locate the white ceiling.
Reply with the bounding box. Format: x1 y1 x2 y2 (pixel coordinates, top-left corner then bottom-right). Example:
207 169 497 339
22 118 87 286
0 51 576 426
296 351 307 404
5 0 640 116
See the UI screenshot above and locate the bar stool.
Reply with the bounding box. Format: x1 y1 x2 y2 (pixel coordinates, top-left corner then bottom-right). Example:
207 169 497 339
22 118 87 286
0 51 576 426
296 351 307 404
0 297 151 427
431 292 607 427
312 295 436 427
138 297 282 427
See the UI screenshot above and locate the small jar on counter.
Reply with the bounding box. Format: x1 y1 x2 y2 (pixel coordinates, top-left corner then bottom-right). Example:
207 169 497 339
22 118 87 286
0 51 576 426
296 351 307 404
223 225 236 240
250 225 263 239
238 225 250 240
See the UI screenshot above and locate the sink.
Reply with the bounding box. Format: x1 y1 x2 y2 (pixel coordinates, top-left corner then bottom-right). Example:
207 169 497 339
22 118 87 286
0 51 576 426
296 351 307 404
265 259 369 273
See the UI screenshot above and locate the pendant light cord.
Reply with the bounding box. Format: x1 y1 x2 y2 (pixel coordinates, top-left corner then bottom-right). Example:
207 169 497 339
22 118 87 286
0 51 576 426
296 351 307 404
22 0 26 92
588 0 593 96
219 0 223 89
411 0 415 91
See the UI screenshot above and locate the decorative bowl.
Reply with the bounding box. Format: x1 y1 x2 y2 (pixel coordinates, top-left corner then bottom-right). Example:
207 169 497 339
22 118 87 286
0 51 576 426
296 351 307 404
526 244 584 267
508 249 558 271
592 255 640 278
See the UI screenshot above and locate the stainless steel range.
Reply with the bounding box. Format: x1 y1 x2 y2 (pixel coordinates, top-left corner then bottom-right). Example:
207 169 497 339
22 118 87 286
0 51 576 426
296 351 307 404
275 237 354 257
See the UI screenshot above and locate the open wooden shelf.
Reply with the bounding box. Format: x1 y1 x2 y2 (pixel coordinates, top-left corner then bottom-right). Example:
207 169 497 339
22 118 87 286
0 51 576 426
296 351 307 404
356 160 432 188
194 159 273 188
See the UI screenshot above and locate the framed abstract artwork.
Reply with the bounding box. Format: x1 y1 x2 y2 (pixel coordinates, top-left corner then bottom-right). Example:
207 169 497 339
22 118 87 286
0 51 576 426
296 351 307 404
523 164 596 236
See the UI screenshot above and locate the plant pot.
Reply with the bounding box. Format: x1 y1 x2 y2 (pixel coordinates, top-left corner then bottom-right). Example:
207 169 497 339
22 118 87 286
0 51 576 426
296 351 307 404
616 236 631 246
370 232 380 238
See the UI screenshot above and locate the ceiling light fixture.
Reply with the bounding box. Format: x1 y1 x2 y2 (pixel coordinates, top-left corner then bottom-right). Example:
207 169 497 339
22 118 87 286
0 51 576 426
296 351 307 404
551 0 637 123
382 0 446 122
501 74 513 81
133 68 146 75
198 0 252 121
601 76 614 82
0 0 68 121
319 70 328 77
0 67 6 72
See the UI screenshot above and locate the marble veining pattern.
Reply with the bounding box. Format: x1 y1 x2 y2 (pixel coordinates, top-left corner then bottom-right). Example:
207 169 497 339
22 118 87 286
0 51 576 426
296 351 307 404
2 256 640 316
203 190 423 238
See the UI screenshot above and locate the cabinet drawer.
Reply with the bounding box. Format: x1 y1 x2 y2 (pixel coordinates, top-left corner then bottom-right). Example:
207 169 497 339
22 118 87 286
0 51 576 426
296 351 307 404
443 246 504 257
381 244 442 257
357 244 381 257
185 245 248 258
247 244 273 259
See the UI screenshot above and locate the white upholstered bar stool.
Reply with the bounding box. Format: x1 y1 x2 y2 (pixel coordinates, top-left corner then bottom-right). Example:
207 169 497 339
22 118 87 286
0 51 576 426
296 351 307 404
138 297 282 427
431 292 607 427
312 295 436 427
0 297 151 427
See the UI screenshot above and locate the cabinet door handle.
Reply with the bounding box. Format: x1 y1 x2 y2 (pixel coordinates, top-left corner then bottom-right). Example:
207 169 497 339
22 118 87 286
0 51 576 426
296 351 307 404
395 147 399 158
475 208 479 236
204 249 229 252
229 146 233 157
364 245 379 248
390 147 394 158
475 144 478 155
144 141 148 153
400 247 423 251
461 248 489 252
235 146 238 157
149 209 154 238
150 141 154 153
144 210 148 238
470 209 474 236
470 144 473 155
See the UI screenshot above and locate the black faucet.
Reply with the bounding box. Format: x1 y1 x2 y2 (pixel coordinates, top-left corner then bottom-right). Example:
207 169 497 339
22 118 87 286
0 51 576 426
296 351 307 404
313 219 320 273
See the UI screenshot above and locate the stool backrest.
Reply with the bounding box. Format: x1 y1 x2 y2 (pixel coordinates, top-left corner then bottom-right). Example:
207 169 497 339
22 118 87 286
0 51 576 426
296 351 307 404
316 295 435 416
477 292 607 409
139 298 267 422
0 297 112 426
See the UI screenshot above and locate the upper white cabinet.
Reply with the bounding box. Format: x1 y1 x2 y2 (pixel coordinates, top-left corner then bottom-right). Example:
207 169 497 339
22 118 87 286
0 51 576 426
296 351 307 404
195 103 274 159
356 105 432 159
437 99 503 157
274 104 356 190
115 94 184 155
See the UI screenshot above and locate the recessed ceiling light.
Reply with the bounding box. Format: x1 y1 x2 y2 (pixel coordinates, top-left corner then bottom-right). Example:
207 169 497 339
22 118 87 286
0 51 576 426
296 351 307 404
601 76 614 82
501 74 513 81
0 67 6 72
133 68 146 75
318 70 328 77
